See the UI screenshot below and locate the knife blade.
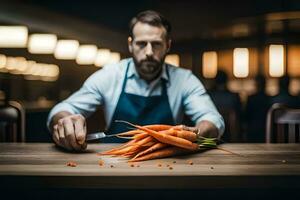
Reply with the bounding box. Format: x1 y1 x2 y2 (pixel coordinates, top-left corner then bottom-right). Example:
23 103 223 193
86 132 119 141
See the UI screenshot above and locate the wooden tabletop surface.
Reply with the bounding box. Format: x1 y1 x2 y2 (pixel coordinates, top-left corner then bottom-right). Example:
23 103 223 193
0 143 299 189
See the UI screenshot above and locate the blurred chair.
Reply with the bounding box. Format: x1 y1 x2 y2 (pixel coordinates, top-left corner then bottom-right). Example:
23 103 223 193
266 103 300 143
269 75 300 108
0 101 25 142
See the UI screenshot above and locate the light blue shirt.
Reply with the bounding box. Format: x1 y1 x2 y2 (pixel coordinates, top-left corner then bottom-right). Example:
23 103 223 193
48 58 224 135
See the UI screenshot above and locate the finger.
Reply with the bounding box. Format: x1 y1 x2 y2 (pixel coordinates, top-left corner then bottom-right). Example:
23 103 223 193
63 118 82 151
81 142 87 150
183 126 199 133
52 124 60 145
72 115 86 145
57 120 72 151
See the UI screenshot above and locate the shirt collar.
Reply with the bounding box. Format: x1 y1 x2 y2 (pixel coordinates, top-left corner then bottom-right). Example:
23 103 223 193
127 58 169 82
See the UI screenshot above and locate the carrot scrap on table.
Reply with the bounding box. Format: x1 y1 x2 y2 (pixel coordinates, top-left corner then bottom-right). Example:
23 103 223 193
96 120 236 162
66 161 77 167
188 160 194 165
98 160 104 166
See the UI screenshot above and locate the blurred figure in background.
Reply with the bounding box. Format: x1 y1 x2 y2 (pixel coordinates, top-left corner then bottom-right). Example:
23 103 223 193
245 74 270 142
269 75 300 108
209 70 242 142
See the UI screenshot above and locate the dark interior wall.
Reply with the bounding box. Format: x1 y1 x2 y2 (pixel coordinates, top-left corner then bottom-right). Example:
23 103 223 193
0 48 100 102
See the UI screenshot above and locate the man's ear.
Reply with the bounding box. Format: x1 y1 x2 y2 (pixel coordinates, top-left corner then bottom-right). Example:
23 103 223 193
128 36 133 53
166 39 172 53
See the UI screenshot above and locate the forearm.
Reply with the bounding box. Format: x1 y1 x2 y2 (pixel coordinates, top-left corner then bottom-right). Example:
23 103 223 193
196 120 220 138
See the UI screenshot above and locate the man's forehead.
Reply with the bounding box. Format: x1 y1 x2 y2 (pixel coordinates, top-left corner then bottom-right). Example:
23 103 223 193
132 22 167 39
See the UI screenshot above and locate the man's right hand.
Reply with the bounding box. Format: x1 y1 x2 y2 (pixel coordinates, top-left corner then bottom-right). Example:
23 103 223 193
52 114 87 151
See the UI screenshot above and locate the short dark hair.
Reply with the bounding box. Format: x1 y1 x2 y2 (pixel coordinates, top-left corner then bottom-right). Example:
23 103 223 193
129 10 172 39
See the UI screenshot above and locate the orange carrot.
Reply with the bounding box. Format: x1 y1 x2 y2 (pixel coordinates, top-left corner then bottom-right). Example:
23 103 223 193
129 146 196 162
98 139 136 155
107 145 141 156
116 120 199 151
175 130 197 142
158 129 197 142
132 142 169 159
116 124 184 140
133 136 155 147
116 129 144 136
99 136 155 156
143 124 174 131
133 132 148 140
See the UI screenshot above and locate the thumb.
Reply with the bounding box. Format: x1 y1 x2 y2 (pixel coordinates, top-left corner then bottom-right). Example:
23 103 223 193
81 142 87 150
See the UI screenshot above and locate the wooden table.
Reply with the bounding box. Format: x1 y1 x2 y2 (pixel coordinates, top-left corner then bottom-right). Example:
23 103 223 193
1 143 299 199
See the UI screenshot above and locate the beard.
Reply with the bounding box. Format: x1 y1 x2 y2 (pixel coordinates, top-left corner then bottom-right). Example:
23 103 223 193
133 56 165 82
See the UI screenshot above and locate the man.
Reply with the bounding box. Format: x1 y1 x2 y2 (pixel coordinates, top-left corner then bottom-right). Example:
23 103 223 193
47 10 224 151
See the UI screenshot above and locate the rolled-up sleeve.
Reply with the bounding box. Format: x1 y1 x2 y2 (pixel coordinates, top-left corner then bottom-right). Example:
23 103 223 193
182 72 225 136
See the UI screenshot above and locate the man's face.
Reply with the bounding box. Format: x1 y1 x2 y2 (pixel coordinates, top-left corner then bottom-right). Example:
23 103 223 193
128 22 171 82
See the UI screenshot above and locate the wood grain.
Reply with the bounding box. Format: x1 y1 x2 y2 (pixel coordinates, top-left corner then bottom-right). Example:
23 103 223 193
0 143 300 189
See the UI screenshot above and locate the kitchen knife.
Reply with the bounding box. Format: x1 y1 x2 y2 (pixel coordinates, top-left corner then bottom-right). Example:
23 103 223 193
86 132 119 141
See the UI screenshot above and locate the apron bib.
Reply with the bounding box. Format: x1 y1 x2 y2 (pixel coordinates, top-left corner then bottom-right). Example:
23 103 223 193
103 63 174 143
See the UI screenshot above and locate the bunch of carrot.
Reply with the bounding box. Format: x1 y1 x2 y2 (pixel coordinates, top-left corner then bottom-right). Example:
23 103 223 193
97 121 218 162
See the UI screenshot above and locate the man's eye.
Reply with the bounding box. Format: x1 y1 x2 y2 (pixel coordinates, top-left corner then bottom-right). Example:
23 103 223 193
136 42 147 48
152 42 163 49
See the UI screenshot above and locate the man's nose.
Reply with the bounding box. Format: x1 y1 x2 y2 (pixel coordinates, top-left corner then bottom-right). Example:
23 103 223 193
145 42 153 57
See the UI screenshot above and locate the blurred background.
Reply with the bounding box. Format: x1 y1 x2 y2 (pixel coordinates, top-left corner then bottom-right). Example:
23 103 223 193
1 0 300 143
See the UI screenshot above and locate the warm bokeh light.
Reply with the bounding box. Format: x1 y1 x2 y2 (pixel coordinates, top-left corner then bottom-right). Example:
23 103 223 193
165 54 180 66
76 44 98 65
266 78 279 96
233 48 249 78
54 40 79 60
287 45 300 77
0 54 6 69
94 49 111 67
269 44 284 77
0 26 28 48
202 51 218 78
9 57 28 74
0 54 59 81
28 34 57 54
23 61 36 75
290 78 300 96
5 57 24 71
107 52 121 64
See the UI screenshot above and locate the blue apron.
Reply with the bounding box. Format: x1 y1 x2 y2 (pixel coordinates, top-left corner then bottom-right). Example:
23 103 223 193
102 63 175 143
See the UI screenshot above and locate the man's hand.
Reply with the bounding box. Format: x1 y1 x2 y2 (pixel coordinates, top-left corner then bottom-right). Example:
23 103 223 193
183 120 220 138
52 113 87 151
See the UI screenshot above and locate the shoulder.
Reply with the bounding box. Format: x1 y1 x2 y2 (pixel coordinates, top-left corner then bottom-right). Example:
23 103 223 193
166 64 205 94
83 58 129 89
167 64 195 82
86 59 129 82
